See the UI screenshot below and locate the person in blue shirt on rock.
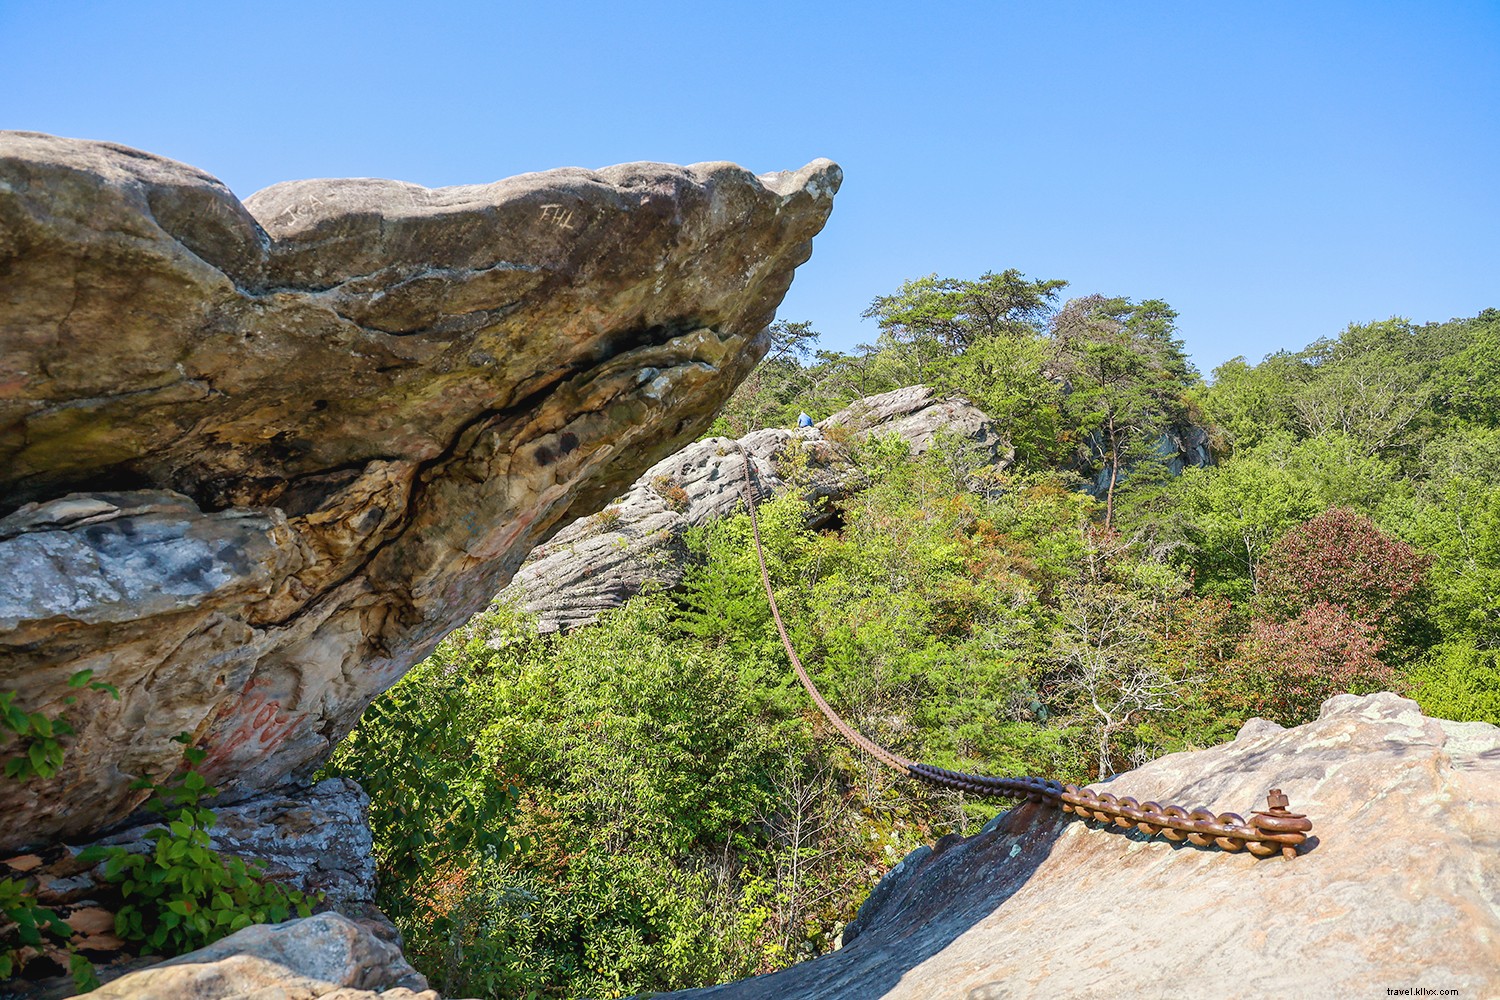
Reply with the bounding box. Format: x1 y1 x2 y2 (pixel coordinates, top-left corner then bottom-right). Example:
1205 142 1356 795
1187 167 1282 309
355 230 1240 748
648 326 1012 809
797 412 813 428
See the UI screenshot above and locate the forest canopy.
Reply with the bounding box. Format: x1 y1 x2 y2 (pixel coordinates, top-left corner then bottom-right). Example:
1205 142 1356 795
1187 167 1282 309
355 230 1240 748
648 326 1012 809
327 275 1499 999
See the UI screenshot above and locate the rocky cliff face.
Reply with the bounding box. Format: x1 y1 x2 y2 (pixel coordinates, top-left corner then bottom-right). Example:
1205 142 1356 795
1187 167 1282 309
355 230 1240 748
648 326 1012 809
667 693 1500 999
0 132 839 848
502 384 1006 632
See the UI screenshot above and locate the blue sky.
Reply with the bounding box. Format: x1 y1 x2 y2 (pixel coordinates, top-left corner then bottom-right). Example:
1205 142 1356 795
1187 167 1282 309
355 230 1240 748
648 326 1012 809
4 1 1496 374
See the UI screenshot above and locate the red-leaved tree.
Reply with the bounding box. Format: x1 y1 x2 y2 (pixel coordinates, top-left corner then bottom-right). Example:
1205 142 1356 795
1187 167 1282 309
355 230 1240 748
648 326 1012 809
1256 507 1430 651
1237 602 1396 725
1213 508 1433 726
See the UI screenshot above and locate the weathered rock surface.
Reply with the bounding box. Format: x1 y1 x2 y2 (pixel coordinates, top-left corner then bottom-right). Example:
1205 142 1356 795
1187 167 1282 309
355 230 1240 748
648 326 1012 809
6 781 374 907
1 780 383 992
78 913 433 999
92 778 378 914
0 132 839 848
665 693 1500 999
820 384 1011 464
503 385 1005 632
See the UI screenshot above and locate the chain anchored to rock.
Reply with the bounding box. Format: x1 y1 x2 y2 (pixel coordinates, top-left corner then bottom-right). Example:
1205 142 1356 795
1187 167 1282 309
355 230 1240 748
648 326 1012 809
734 440 1314 860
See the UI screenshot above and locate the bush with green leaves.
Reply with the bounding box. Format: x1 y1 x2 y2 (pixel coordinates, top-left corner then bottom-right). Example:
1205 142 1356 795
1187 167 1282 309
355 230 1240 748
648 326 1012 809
81 736 314 956
0 876 91 987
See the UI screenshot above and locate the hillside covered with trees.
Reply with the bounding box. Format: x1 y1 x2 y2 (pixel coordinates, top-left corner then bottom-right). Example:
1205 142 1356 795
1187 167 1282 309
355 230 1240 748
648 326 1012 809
327 273 1499 998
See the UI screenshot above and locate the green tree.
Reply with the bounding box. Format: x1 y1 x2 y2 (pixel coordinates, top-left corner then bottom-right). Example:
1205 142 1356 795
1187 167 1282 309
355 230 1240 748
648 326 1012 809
1429 308 1500 428
1200 353 1305 454
862 269 1067 352
714 320 824 434
322 610 525 932
944 329 1063 468
1172 460 1320 601
1290 322 1435 455
1052 294 1197 531
1406 645 1500 726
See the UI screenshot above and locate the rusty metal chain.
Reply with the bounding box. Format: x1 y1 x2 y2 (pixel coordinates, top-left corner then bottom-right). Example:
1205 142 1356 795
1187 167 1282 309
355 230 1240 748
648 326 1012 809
733 440 1312 860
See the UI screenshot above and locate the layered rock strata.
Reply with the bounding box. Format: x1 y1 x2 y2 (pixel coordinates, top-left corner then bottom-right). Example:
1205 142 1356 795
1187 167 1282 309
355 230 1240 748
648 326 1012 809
503 384 1005 633
667 693 1500 999
0 132 839 847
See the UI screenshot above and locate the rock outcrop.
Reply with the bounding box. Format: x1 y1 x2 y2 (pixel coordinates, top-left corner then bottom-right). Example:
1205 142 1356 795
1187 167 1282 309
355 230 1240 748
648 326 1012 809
1 779 382 989
503 385 1005 632
81 913 432 1000
0 132 839 848
819 384 1011 463
666 693 1500 999
86 777 377 914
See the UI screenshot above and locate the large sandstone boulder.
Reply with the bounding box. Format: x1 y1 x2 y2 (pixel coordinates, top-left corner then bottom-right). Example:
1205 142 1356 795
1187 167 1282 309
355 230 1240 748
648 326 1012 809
0 132 839 848
80 913 433 1000
666 693 1500 998
502 385 1006 633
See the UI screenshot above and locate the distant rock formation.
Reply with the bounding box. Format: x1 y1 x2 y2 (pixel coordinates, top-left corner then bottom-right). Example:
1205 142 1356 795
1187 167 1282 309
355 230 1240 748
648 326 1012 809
0 131 839 849
502 385 1007 633
820 384 1012 462
665 693 1500 999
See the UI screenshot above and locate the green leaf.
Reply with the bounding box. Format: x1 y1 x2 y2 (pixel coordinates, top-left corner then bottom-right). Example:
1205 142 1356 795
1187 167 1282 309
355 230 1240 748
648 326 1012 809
71 951 100 992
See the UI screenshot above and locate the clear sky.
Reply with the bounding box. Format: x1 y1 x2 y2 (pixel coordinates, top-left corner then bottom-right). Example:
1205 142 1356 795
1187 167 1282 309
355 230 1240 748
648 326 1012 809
4 1 1496 374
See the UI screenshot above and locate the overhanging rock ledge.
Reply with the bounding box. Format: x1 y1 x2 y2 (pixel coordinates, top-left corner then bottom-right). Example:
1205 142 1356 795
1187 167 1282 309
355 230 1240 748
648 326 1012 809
0 131 841 848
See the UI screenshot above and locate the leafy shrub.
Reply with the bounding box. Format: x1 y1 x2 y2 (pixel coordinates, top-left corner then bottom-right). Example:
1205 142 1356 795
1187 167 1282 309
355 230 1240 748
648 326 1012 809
1235 603 1397 725
0 877 86 986
651 474 691 511
82 736 314 955
1406 644 1500 726
587 506 624 534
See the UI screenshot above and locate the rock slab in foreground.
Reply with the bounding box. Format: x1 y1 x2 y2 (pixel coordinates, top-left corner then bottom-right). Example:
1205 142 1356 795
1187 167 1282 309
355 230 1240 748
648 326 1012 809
504 385 1006 633
665 693 1500 999
78 913 433 1000
0 132 839 848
